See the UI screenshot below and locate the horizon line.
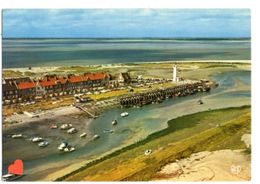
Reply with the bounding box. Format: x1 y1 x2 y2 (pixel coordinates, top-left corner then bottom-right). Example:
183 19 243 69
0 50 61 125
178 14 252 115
3 37 251 40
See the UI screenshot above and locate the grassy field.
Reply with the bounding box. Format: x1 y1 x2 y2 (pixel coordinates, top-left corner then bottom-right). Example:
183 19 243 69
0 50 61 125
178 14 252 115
60 106 251 181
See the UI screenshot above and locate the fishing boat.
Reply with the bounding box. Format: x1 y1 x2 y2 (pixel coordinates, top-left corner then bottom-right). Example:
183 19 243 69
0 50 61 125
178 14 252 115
103 129 114 133
67 128 77 134
38 141 49 147
80 132 87 138
32 137 43 142
120 112 129 117
11 134 23 139
112 120 118 125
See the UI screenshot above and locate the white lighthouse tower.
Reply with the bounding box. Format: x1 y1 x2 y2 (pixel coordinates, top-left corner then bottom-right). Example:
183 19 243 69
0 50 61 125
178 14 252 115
173 65 177 82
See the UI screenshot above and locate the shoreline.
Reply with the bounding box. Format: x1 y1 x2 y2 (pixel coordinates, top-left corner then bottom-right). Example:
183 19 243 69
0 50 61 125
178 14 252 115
2 60 251 73
3 105 82 131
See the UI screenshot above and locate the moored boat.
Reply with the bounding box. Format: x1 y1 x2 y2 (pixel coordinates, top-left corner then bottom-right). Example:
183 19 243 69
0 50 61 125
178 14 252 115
103 129 114 133
60 124 72 130
112 120 118 125
198 99 204 105
80 132 87 138
63 146 75 152
67 128 77 134
58 142 68 151
49 124 58 129
11 134 23 139
93 134 100 140
38 141 49 147
120 112 129 117
32 137 43 142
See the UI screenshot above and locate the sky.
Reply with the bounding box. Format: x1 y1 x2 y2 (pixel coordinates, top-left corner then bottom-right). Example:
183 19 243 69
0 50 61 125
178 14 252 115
3 9 251 38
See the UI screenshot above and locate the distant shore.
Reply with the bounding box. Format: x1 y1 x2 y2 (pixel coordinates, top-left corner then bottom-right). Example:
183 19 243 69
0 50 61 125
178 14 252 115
2 60 251 73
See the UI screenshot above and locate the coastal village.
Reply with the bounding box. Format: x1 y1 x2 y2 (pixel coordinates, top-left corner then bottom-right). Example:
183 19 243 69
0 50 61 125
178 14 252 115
3 71 128 105
2 65 215 119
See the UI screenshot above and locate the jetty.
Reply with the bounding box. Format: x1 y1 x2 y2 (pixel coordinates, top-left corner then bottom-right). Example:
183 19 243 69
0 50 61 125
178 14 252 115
73 104 98 118
119 80 217 107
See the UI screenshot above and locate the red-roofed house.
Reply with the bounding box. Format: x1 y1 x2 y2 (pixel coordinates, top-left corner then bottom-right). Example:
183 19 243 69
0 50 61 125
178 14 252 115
83 72 110 90
3 71 113 104
37 75 69 98
67 75 85 93
15 79 36 102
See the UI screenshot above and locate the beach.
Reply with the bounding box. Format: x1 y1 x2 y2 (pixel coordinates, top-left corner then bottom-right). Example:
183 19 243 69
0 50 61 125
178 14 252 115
154 149 251 181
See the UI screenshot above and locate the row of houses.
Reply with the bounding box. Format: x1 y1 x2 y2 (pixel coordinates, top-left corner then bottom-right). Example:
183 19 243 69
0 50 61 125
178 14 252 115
2 72 131 105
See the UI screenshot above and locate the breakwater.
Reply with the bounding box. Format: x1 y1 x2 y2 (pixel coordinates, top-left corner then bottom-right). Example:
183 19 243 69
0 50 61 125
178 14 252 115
120 80 216 107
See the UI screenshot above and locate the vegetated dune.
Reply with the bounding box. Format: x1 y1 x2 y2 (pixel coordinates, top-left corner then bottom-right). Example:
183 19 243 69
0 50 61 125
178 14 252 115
61 106 251 181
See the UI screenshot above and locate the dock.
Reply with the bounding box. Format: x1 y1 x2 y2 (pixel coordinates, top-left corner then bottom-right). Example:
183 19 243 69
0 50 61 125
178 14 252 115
73 104 99 118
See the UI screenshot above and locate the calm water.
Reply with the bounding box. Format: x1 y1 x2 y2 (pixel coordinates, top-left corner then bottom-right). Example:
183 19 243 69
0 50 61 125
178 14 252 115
2 70 251 181
2 38 251 68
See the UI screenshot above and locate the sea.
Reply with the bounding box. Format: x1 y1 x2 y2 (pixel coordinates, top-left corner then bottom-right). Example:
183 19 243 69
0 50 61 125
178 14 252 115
2 38 251 68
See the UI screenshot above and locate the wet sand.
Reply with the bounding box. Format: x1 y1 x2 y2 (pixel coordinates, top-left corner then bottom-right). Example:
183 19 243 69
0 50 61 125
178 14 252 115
4 106 82 130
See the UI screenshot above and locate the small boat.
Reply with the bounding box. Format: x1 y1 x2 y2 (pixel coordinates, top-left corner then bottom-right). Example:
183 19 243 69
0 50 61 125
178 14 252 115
2 173 24 181
63 146 75 153
67 128 77 134
32 137 43 142
80 132 87 138
49 124 58 129
38 141 49 147
58 142 68 151
60 124 72 130
198 99 204 105
11 134 23 139
112 120 118 125
93 134 100 140
121 112 129 117
103 129 114 133
144 149 152 156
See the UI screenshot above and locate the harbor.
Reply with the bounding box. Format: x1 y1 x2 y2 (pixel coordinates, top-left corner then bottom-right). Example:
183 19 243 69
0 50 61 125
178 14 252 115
2 70 251 181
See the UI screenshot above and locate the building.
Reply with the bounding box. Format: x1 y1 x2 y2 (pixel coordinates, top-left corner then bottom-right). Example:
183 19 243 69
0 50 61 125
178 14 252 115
2 79 18 104
84 72 110 90
173 65 177 82
15 79 36 102
118 72 131 85
2 71 129 105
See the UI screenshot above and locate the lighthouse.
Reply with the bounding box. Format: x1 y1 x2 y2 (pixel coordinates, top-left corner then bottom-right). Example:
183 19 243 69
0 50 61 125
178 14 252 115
173 65 177 82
